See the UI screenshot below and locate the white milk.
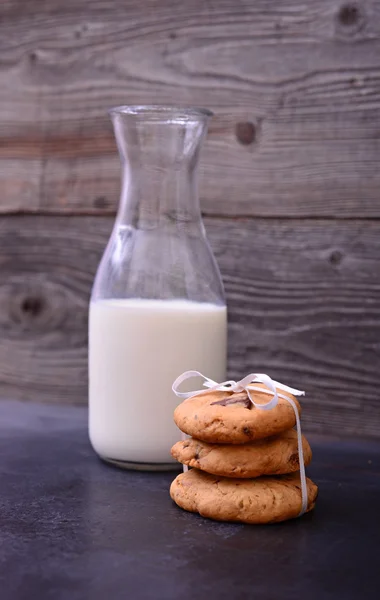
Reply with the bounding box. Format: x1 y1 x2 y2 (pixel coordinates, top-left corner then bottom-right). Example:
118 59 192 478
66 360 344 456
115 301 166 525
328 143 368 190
89 298 227 465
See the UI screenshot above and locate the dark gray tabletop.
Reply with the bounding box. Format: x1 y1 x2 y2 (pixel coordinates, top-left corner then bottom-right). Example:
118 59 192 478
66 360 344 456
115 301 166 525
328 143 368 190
0 400 379 600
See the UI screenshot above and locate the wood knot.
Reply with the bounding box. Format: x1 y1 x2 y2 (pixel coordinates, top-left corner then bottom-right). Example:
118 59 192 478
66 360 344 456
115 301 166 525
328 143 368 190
21 296 44 318
235 122 256 146
93 196 108 209
329 250 344 266
336 4 365 35
338 4 360 26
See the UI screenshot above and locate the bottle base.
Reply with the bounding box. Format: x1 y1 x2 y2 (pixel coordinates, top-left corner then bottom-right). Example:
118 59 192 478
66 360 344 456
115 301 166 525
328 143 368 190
100 455 181 472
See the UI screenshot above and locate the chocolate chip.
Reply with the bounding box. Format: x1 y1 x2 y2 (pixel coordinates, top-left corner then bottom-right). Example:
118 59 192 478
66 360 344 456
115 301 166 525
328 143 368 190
211 392 251 409
243 426 253 437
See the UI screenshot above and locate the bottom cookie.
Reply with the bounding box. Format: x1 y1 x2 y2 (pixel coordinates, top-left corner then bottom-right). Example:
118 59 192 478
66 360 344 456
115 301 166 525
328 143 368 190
170 469 318 524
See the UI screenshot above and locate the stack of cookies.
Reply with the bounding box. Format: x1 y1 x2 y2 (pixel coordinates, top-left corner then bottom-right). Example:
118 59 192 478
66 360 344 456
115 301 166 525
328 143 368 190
170 382 318 524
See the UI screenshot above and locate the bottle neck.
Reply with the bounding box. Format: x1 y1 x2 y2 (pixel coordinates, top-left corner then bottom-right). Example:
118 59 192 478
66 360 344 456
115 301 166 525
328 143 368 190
117 159 202 229
111 108 208 230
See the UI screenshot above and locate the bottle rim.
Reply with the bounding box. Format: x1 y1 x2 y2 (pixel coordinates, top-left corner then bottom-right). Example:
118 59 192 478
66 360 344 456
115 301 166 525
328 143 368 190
109 105 213 120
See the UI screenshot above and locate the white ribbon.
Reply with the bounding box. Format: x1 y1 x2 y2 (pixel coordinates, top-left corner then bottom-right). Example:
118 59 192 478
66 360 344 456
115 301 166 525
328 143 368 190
172 370 308 516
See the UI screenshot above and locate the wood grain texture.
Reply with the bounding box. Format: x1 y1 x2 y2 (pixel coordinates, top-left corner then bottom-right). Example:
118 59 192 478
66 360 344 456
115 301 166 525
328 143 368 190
1 0 380 216
0 215 379 437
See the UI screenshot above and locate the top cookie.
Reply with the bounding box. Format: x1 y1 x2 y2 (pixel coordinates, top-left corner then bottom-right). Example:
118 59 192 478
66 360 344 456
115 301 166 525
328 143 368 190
174 382 301 444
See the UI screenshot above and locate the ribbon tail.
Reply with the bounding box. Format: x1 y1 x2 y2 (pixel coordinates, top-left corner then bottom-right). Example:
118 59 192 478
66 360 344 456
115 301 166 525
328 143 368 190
285 397 308 516
181 431 189 472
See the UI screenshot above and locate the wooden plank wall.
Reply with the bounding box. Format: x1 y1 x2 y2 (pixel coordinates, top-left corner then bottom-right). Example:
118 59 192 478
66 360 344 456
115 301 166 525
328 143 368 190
1 0 379 437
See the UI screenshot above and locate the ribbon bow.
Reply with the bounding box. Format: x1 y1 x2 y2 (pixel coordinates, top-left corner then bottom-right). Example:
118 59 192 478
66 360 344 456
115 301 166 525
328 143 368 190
172 370 308 516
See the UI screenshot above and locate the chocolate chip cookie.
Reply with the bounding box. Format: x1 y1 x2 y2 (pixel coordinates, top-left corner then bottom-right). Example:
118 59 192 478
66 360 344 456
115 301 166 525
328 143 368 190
174 383 301 444
170 468 318 524
171 429 311 478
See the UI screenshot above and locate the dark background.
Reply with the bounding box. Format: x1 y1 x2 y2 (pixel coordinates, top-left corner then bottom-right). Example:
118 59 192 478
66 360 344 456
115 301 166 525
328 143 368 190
0 0 379 438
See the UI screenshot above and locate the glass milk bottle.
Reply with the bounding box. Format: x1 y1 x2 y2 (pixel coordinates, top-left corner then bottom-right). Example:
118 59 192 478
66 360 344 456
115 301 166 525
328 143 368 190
89 106 227 469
